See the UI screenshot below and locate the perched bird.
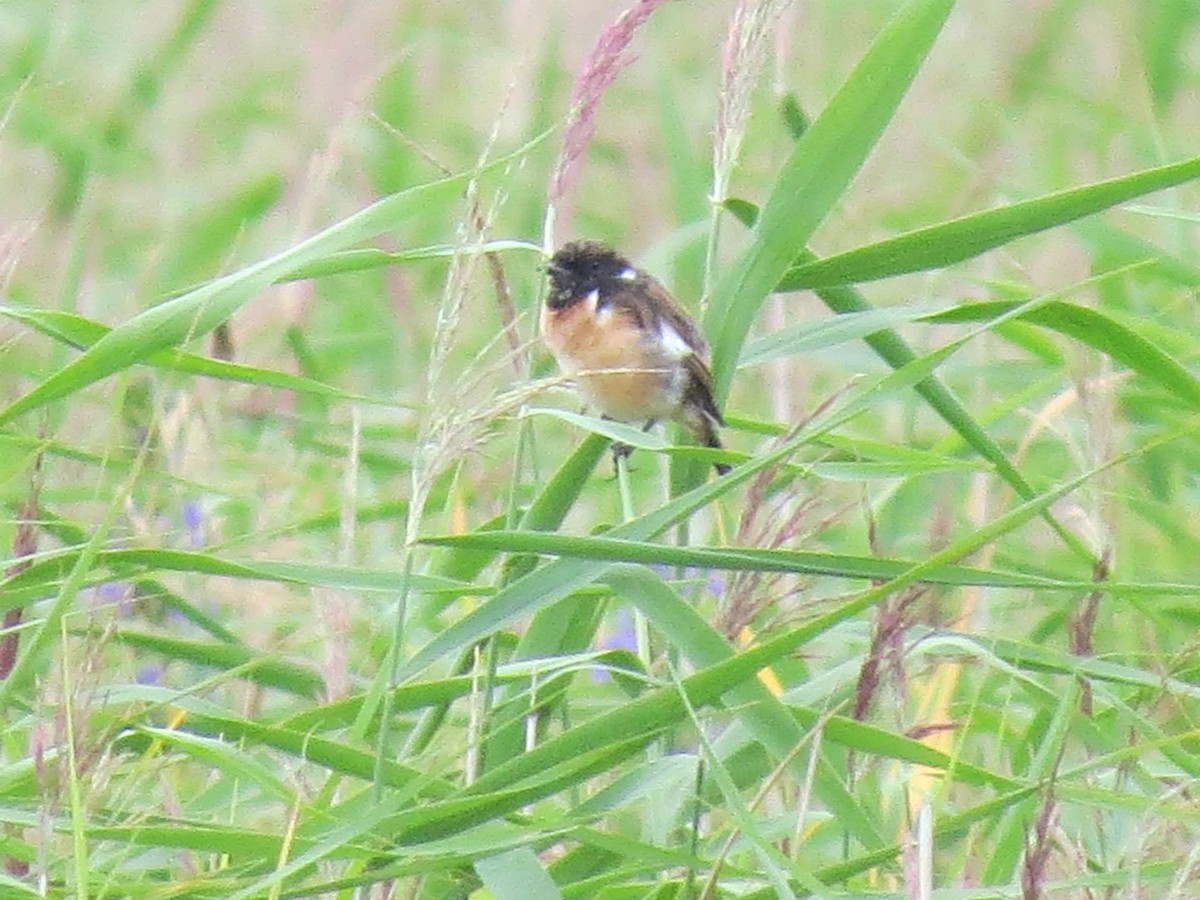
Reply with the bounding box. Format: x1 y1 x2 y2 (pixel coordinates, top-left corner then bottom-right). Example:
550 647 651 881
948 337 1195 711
541 240 730 475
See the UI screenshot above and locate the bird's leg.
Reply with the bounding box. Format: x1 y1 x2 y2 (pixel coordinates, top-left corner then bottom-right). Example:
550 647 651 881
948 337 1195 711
609 423 634 474
610 440 633 473
608 419 656 475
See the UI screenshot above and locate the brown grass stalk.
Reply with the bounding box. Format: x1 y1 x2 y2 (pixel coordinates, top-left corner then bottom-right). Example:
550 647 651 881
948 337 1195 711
1 446 44 680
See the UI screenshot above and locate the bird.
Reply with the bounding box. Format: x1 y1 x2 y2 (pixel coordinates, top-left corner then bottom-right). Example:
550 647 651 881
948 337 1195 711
541 239 730 475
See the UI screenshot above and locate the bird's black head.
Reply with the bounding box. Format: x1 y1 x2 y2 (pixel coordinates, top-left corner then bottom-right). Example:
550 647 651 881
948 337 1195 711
545 240 633 309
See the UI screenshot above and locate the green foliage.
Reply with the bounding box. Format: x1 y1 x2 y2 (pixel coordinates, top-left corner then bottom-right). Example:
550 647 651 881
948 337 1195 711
2 1 1200 897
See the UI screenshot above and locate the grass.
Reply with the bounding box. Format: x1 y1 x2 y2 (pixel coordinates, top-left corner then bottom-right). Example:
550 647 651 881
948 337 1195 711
3 0 1200 897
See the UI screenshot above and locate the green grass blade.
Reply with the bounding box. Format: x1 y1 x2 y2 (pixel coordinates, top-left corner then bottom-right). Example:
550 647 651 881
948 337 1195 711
106 630 325 697
415 460 1119 858
778 155 1200 290
118 709 449 795
809 278 1097 562
475 847 563 900
603 565 881 851
423 530 1093 591
739 303 947 367
278 239 540 282
3 547 484 599
0 306 400 405
134 726 294 802
923 299 1200 408
0 134 546 426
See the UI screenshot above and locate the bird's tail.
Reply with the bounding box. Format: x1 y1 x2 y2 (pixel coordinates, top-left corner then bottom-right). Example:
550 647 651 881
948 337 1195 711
681 358 730 474
694 412 730 476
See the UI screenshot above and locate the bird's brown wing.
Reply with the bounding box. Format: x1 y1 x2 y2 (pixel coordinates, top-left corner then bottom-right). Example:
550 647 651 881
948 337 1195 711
607 276 723 422
603 278 711 359
646 280 711 361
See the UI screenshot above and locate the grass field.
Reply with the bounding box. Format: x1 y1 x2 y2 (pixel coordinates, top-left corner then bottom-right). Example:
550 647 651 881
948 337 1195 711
3 1 1200 897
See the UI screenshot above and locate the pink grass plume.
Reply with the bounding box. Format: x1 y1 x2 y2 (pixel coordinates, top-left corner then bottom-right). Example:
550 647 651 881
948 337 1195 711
545 0 671 246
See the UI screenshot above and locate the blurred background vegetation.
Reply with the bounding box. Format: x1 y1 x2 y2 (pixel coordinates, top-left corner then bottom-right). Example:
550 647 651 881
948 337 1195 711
2 0 1200 896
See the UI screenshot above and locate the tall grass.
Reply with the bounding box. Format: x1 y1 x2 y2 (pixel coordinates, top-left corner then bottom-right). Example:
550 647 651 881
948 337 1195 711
2 1 1200 897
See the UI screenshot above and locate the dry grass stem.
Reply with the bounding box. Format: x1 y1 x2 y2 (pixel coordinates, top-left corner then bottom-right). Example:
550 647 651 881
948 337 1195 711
408 78 521 547
1 445 44 680
712 0 793 205
718 388 848 640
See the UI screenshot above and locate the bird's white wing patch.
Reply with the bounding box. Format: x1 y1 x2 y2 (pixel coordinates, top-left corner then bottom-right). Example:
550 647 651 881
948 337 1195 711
659 321 692 359
618 267 638 281
585 288 601 313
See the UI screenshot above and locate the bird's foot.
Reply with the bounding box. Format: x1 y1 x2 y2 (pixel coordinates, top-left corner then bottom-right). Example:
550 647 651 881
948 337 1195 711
610 440 634 476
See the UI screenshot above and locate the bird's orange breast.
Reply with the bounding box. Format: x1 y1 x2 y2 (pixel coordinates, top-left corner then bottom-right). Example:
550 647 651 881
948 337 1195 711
541 297 684 422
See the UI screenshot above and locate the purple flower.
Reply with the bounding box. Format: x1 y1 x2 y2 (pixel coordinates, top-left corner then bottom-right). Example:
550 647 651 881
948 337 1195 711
136 664 163 685
592 609 639 683
182 501 204 549
606 609 638 652
93 581 135 616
